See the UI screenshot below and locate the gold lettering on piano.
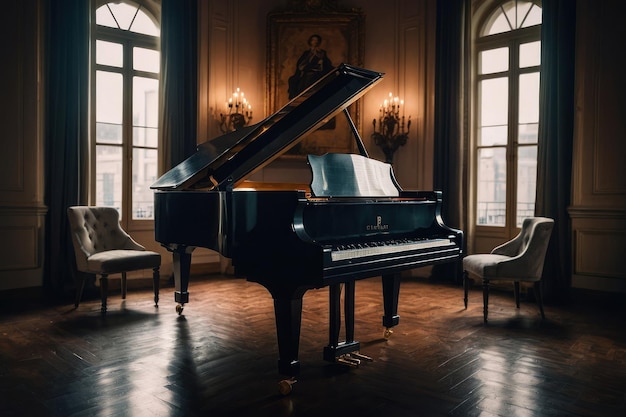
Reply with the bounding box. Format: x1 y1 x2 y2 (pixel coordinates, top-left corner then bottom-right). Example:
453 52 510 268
366 215 389 231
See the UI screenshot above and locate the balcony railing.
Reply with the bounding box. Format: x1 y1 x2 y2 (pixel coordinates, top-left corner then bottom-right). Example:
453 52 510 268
477 202 535 226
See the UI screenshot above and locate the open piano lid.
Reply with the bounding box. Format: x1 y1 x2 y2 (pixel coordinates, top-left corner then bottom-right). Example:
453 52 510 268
151 64 384 191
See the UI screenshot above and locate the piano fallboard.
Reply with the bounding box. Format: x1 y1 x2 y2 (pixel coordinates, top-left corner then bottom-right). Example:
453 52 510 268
226 189 462 285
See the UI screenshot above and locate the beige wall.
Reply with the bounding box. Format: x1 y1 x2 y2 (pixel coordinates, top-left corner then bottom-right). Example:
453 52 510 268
198 0 437 190
569 0 626 292
0 0 46 290
2 0 625 293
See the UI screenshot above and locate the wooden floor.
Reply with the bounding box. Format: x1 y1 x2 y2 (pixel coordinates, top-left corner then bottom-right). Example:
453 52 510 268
1 274 625 417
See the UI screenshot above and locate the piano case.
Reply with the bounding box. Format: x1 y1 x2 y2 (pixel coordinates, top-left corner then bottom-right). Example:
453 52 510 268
151 64 463 385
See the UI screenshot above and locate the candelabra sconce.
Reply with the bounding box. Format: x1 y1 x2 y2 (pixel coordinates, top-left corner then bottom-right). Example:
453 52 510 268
371 92 411 165
220 88 253 133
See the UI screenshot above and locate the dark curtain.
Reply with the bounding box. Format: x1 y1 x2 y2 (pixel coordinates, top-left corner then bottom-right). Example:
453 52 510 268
160 0 198 169
43 0 89 299
43 0 198 298
535 0 576 302
432 0 469 282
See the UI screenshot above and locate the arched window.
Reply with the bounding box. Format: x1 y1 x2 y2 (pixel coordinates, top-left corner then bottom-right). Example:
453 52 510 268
91 1 160 225
472 0 541 244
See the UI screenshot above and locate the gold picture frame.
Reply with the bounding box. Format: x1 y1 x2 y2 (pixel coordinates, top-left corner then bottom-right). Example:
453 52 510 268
267 10 364 157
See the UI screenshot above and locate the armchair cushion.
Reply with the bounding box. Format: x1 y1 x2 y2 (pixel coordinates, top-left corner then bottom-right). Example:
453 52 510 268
462 254 511 279
87 249 161 275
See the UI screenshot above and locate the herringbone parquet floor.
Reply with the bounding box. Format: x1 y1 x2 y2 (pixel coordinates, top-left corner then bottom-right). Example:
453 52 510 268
1 274 625 417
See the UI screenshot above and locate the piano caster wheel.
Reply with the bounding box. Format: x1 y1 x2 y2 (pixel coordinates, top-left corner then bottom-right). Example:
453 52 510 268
278 378 297 396
383 328 393 339
176 304 184 315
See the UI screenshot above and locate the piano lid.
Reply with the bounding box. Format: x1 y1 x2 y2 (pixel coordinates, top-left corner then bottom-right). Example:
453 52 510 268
151 64 384 191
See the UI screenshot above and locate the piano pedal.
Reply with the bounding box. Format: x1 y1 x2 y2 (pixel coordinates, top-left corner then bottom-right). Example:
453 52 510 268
337 355 360 367
349 352 373 362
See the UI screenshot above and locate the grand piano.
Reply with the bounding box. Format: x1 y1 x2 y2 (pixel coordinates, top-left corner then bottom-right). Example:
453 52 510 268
151 64 463 387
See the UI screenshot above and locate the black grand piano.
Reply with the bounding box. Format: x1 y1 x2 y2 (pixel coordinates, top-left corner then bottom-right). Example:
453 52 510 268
151 64 463 387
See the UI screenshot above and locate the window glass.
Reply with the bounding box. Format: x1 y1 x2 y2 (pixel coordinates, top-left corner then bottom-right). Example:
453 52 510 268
95 5 118 28
479 78 509 146
477 147 507 226
133 77 159 146
479 47 509 74
516 145 537 226
133 47 160 73
480 126 508 147
96 122 123 146
487 13 511 35
518 72 540 124
520 41 541 68
521 5 542 28
483 1 541 36
480 78 509 126
96 71 123 145
96 40 123 67
130 10 159 36
518 72 540 144
96 3 159 36
101 3 136 30
133 126 158 148
132 148 158 219
501 1 538 28
96 145 123 211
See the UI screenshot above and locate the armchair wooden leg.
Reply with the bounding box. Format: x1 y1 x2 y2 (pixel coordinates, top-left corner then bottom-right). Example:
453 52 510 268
463 271 469 309
482 278 489 323
100 274 108 314
121 272 127 299
74 273 85 309
535 281 545 319
514 281 520 309
153 267 160 307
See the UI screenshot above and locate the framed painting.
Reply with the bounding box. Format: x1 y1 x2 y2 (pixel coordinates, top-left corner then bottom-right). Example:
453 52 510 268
267 10 364 157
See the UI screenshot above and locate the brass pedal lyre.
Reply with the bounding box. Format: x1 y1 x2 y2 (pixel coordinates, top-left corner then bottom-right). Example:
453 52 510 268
349 352 373 362
337 354 361 367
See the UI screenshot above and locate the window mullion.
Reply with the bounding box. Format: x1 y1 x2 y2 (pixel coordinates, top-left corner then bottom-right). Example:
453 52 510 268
507 39 521 234
122 38 134 227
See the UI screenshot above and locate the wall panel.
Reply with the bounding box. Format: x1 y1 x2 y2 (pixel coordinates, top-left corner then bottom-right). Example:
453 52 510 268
570 0 626 292
0 0 46 290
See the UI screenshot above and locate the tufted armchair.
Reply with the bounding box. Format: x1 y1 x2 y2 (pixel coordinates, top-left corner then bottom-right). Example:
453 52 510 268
67 206 161 313
463 217 554 322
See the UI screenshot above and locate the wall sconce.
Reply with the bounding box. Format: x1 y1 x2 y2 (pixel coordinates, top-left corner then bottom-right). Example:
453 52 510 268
220 88 253 133
371 92 411 164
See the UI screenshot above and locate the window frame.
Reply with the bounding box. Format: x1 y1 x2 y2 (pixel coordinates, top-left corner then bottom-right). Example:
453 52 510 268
471 0 542 242
90 1 160 231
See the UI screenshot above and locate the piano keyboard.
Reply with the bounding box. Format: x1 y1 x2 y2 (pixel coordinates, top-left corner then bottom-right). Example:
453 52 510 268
330 238 455 262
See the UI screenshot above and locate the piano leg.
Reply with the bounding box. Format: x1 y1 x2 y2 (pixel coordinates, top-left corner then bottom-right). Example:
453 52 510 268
272 293 305 377
323 282 364 366
344 280 372 364
344 281 355 344
382 273 401 339
172 245 194 314
327 284 342 350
